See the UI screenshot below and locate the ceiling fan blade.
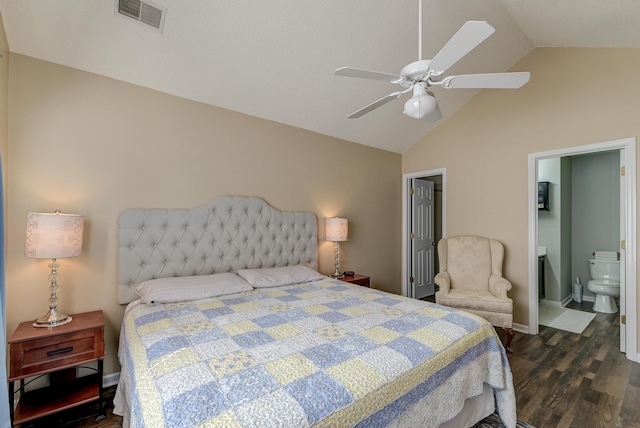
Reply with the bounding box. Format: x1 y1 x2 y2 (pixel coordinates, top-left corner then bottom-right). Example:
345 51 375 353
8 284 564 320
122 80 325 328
347 91 404 119
428 21 495 73
442 72 530 89
335 67 403 83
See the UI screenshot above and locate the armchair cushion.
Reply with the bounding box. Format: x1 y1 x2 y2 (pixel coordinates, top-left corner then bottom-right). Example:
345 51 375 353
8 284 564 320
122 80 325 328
444 238 493 292
436 289 512 314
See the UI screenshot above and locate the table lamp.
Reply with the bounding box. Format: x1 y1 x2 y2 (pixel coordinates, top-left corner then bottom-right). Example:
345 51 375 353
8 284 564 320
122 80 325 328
25 211 84 327
326 217 348 278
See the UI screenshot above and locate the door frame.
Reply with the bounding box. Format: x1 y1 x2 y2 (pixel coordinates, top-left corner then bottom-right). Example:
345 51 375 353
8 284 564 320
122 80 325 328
402 168 446 297
528 137 637 362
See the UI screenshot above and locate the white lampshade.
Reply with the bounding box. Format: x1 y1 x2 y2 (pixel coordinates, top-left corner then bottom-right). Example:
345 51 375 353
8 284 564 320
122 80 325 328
25 212 84 259
403 93 437 119
326 217 348 242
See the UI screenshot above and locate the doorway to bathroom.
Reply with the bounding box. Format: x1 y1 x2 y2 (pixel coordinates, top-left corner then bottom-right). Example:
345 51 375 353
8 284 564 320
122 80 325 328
528 137 637 362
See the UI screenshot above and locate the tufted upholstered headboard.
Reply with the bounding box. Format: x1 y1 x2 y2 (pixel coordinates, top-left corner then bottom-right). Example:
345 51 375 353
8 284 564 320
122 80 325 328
118 196 318 304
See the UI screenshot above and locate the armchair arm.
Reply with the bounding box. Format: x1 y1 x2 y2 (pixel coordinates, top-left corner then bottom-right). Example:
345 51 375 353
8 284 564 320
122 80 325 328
489 274 512 299
434 271 451 294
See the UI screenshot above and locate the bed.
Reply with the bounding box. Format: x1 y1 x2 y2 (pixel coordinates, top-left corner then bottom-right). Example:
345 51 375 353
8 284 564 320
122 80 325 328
113 196 516 428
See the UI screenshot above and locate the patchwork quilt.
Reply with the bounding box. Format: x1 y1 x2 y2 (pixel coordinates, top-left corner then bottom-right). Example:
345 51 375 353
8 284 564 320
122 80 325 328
117 279 516 428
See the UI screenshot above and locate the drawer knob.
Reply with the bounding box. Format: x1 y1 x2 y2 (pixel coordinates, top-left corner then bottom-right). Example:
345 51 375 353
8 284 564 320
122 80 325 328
47 347 73 357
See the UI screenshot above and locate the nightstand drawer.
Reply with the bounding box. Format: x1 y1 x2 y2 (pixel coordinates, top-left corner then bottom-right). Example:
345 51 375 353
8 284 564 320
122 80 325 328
19 333 98 375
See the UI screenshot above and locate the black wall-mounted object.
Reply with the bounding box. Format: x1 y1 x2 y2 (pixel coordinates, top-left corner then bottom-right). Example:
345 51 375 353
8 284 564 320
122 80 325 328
538 181 549 211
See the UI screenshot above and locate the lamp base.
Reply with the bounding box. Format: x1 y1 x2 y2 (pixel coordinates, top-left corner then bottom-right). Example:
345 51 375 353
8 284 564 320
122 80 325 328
330 241 344 279
33 309 72 328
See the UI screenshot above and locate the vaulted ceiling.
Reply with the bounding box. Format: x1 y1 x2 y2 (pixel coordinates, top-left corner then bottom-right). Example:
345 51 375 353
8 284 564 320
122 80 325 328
1 1 640 153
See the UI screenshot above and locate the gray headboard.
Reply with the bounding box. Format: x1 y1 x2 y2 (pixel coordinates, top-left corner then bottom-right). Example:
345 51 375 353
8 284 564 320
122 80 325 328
118 196 318 304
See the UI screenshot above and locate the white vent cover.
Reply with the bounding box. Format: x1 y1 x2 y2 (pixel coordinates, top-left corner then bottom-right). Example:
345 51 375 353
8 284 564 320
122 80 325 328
115 0 166 32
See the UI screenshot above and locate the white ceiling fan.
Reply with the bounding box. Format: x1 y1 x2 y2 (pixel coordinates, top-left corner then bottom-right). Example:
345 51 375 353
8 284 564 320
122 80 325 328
335 0 530 122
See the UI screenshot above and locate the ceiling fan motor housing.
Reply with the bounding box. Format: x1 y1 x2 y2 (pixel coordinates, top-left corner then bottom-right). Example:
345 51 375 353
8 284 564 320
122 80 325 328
400 60 435 84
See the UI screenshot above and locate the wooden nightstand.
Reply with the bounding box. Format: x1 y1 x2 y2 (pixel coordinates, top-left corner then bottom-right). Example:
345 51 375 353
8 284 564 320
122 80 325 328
7 310 105 426
340 274 370 287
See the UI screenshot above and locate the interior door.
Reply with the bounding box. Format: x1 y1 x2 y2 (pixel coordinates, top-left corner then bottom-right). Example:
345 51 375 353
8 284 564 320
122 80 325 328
410 178 435 299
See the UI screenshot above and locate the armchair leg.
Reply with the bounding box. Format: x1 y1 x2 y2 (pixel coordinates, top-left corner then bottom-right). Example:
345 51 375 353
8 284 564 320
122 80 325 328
503 327 515 353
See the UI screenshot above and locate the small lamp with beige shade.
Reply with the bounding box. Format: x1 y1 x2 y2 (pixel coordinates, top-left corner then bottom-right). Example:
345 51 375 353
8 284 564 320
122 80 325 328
326 217 348 278
25 211 84 327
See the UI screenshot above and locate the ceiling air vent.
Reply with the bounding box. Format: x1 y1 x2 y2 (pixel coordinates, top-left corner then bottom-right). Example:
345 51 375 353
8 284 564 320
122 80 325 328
115 0 166 32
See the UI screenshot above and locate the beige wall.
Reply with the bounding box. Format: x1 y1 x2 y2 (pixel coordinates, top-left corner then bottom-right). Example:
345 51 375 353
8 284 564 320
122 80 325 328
403 48 640 335
5 54 402 375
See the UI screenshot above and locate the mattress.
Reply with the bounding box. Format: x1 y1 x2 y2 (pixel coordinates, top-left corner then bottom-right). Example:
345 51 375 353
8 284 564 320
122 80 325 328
114 278 516 427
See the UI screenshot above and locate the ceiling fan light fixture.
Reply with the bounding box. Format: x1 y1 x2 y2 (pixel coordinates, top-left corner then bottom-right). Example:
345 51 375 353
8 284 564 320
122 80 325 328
403 93 436 119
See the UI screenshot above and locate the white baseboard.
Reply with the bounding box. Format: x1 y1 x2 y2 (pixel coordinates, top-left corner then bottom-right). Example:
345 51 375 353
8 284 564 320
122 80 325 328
513 322 528 334
561 295 574 307
541 296 596 306
103 372 120 388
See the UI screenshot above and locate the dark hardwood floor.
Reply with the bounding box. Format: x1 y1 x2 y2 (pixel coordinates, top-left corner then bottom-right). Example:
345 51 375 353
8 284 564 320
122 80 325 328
14 300 640 428
500 300 640 428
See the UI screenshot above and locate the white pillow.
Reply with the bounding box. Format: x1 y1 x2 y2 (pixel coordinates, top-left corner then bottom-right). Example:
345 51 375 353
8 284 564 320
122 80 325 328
136 273 253 304
236 265 325 288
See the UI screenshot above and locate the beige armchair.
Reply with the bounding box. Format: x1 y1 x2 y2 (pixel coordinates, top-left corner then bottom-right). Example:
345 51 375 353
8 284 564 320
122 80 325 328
435 236 515 352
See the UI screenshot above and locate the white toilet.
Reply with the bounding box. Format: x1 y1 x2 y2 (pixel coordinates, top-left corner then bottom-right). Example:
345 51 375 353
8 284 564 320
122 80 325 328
587 258 620 314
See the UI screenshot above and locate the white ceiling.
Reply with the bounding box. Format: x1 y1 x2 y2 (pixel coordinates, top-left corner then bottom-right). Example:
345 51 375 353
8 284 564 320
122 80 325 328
1 0 640 153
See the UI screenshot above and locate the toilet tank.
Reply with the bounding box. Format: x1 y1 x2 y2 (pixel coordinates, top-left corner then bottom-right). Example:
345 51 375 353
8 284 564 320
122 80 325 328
589 259 620 281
